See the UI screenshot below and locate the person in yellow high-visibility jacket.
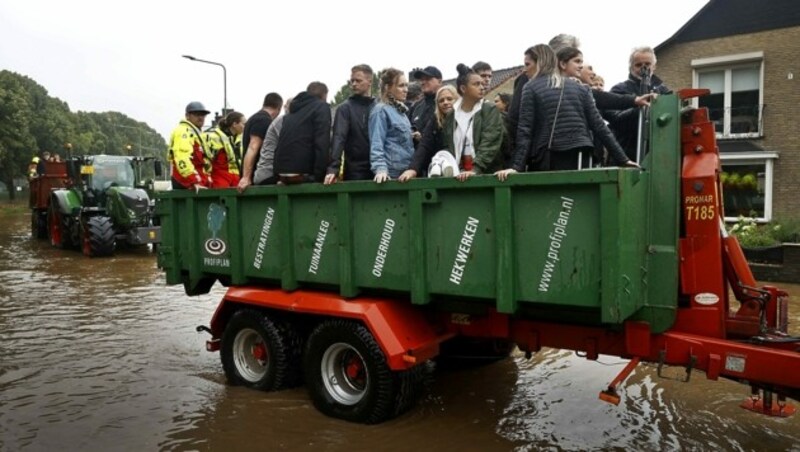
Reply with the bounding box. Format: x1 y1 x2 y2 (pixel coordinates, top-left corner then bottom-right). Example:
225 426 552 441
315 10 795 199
204 111 245 188
168 102 212 189
28 156 41 180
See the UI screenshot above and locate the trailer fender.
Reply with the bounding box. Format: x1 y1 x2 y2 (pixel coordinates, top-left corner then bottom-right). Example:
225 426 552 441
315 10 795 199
215 287 454 370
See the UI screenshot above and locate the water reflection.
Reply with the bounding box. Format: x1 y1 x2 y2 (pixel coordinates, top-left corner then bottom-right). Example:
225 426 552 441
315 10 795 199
1 211 798 451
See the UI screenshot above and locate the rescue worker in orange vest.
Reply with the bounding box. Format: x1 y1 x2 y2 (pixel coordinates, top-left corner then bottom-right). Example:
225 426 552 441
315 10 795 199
204 111 245 188
168 102 212 190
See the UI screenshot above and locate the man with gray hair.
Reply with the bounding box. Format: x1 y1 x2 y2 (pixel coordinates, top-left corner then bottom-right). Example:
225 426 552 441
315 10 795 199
549 33 580 52
602 46 672 162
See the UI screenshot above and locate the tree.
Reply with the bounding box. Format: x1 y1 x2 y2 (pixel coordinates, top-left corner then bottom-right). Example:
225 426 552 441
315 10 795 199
0 70 168 201
0 72 37 200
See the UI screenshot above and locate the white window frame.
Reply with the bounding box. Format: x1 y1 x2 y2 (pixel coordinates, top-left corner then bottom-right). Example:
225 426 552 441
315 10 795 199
720 151 778 222
692 52 764 139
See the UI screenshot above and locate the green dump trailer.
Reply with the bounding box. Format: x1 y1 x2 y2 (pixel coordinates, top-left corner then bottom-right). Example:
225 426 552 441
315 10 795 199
157 94 800 424
159 97 678 332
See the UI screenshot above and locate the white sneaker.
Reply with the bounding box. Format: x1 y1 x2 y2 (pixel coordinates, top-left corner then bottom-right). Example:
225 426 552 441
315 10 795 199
429 163 442 177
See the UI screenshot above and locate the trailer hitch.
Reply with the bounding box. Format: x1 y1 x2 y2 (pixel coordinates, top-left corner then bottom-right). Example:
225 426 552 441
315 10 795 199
196 325 220 352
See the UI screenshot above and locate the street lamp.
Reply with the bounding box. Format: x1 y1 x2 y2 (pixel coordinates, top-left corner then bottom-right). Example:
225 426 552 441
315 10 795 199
182 55 227 116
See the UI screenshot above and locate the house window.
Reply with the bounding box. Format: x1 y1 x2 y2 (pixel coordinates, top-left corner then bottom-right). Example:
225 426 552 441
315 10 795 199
692 52 763 139
720 152 778 222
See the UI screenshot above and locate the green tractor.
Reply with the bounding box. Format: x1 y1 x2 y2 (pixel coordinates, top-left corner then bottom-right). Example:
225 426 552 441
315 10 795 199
47 154 163 257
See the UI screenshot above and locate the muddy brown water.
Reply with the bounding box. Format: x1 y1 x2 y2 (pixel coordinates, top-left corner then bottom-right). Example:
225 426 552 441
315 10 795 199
1 211 799 451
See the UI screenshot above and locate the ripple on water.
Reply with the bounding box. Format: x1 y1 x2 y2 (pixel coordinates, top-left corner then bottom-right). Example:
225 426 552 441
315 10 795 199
2 211 800 451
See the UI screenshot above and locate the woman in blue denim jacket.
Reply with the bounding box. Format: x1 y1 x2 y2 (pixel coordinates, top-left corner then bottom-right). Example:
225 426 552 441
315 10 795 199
369 68 414 183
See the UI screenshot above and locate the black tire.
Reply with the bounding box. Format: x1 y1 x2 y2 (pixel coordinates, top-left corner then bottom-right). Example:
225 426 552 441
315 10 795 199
83 216 115 257
220 309 302 391
304 319 427 424
31 210 48 239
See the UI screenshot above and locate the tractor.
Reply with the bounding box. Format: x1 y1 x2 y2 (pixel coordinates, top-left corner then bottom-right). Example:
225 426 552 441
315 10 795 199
47 154 163 257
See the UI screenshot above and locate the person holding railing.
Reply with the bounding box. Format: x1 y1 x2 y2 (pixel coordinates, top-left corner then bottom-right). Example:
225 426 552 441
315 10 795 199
602 46 672 163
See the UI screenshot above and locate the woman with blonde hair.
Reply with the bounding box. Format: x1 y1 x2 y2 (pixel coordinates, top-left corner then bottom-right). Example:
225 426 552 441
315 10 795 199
497 44 636 179
369 68 414 183
399 84 459 181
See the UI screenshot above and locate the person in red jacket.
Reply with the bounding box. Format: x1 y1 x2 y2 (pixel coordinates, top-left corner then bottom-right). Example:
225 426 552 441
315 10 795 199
205 111 245 188
168 101 212 190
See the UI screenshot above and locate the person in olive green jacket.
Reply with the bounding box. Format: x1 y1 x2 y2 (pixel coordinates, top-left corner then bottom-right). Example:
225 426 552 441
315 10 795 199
441 64 505 181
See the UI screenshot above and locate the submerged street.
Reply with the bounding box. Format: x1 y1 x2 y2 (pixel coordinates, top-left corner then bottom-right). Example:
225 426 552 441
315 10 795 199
1 210 798 451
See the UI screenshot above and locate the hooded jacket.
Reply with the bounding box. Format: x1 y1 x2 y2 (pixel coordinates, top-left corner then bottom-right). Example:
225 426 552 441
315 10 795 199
273 91 332 181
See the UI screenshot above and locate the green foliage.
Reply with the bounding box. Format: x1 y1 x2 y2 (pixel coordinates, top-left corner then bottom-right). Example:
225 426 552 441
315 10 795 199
770 217 800 243
730 216 780 248
0 70 166 200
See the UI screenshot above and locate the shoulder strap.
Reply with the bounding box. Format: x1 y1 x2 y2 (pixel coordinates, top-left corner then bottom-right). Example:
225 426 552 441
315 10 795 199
547 83 566 150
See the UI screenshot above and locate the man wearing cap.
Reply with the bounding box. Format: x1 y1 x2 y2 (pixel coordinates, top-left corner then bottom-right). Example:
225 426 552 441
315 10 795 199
408 66 443 152
168 102 212 190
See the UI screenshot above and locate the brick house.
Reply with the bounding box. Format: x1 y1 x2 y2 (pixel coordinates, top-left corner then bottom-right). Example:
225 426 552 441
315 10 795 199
655 0 800 222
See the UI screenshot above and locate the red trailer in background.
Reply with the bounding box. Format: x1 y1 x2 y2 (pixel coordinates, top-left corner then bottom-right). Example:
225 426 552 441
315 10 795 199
28 161 68 239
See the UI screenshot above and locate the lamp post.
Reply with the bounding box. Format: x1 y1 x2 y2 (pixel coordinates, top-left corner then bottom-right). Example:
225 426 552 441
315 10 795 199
182 55 227 116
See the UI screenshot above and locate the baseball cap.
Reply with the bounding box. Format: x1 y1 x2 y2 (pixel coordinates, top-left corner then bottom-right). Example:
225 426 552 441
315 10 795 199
412 66 443 80
185 101 210 115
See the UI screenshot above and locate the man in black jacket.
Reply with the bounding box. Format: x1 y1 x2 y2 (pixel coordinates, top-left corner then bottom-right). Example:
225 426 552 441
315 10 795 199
325 65 376 184
602 46 672 162
274 82 331 183
408 66 442 149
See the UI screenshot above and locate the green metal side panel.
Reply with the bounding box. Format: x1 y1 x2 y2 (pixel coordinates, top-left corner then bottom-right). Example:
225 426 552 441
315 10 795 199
157 95 683 333
634 94 681 332
351 191 411 293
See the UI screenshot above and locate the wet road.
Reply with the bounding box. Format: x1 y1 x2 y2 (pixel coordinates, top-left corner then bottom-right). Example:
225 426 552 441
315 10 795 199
1 210 799 451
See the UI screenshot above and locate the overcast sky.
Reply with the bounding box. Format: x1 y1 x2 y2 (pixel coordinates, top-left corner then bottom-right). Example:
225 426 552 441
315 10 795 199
1 0 708 142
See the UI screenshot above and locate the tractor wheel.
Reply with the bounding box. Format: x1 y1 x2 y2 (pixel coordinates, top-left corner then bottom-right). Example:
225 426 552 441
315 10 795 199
304 320 427 424
48 203 72 249
82 216 115 257
220 309 302 391
31 210 48 239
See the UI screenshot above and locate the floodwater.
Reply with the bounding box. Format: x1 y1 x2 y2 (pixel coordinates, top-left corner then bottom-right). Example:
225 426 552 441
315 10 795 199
1 210 799 451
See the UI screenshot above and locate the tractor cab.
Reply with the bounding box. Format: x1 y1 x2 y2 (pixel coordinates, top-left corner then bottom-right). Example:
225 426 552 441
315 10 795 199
89 155 135 192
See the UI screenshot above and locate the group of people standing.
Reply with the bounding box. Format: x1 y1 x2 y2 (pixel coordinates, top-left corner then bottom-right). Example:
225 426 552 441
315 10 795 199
28 151 63 179
167 101 247 190
167 33 671 191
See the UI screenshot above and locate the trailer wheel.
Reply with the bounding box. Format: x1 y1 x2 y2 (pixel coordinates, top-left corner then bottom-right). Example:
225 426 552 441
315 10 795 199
48 204 72 249
31 211 48 239
82 216 115 257
221 309 302 391
305 320 423 424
